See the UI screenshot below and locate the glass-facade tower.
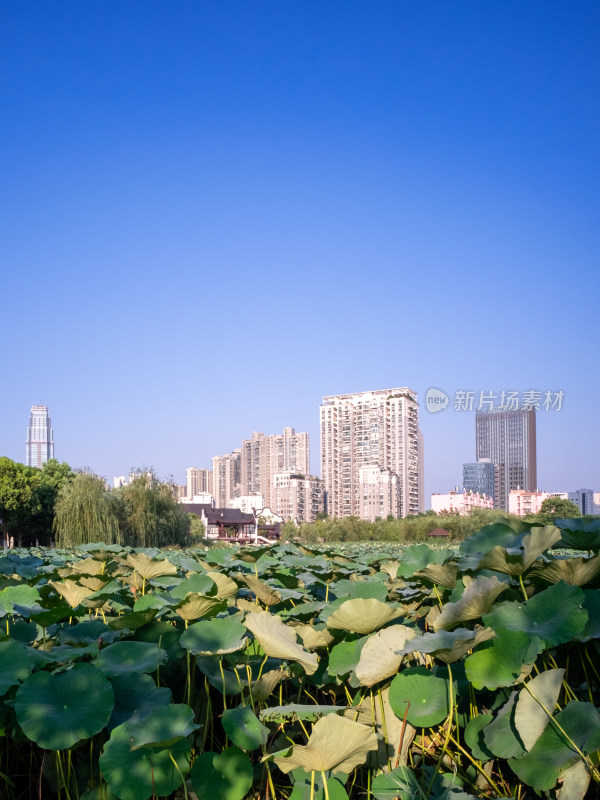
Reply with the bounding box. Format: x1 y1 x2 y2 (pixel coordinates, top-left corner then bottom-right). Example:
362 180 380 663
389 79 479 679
463 460 495 500
26 405 54 467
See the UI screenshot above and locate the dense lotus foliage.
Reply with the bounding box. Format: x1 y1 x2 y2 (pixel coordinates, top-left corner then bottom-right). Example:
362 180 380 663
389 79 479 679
1 517 600 799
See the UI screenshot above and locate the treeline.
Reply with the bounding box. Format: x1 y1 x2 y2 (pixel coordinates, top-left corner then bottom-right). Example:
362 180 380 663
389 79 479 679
0 458 189 549
281 497 588 544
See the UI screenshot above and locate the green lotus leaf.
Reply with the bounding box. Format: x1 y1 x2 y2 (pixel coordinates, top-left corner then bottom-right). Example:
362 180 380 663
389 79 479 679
95 641 166 677
482 691 525 759
533 555 600 587
508 701 600 791
195 656 243 695
0 640 34 694
288 771 349 800
191 748 253 800
222 704 269 751
133 592 173 613
355 624 416 686
401 627 496 665
169 573 216 599
514 668 564 751
434 576 508 632
483 582 587 649
463 714 494 761
108 609 158 631
0 584 43 614
14 662 114 750
244 611 318 675
180 616 248 655
260 705 346 723
371 764 421 800
555 518 600 551
464 630 542 690
477 525 561 576
274 714 378 774
173 593 226 621
108 673 172 730
127 703 199 750
396 544 455 578
414 562 458 589
579 590 600 641
326 598 403 634
5 618 38 644
327 637 368 678
388 666 451 728
333 578 388 602
459 522 522 555
126 552 178 580
99 720 191 800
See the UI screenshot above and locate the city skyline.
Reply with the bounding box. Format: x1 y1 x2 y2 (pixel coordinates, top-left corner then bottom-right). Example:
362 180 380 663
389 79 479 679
1 3 598 499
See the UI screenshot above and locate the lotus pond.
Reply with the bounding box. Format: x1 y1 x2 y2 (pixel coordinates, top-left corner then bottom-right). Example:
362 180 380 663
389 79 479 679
1 518 600 800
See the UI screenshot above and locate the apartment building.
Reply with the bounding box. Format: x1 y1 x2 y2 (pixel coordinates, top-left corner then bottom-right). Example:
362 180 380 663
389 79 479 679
212 450 241 508
272 471 325 523
241 427 309 507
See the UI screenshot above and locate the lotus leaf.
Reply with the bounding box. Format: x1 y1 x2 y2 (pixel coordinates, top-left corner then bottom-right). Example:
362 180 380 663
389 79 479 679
345 686 416 769
464 630 541 690
326 598 403 634
244 610 318 674
127 703 199 749
355 624 416 686
459 522 521 555
126 552 178 580
108 609 158 631
181 616 247 655
99 719 191 800
482 691 525 759
379 560 400 580
288 771 349 800
327 636 368 678
174 593 226 621
169 572 216 599
242 574 283 606
70 557 106 576
477 525 561 576
191 748 254 800
414 562 458 589
251 667 290 702
483 582 587 649
0 584 43 614
555 760 590 800
15 662 114 750
389 666 452 728
433 576 508 631
463 714 494 761
508 701 600 791
294 623 335 650
371 764 421 800
400 627 495 664
274 714 378 774
222 704 269 750
0 640 33 694
579 590 600 641
555 518 600 551
533 554 600 586
396 544 455 578
95 641 166 677
207 570 239 599
515 668 564 751
108 672 171 730
333 578 388 602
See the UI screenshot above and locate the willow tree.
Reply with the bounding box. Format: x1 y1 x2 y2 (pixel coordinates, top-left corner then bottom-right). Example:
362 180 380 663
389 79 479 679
54 472 121 547
118 471 188 548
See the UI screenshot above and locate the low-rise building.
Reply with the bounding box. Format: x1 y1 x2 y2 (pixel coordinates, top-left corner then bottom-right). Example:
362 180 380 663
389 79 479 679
431 489 494 515
508 490 568 516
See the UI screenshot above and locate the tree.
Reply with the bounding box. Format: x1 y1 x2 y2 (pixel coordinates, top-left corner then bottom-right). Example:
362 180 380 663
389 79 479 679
526 496 582 526
118 472 188 548
27 460 74 547
0 458 41 548
54 472 121 547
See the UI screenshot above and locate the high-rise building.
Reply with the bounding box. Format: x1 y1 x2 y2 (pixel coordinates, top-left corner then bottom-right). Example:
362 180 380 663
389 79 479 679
463 459 495 500
320 388 422 519
568 489 595 516
25 405 54 467
475 407 537 510
272 472 325 523
186 467 213 499
212 450 241 507
241 427 309 508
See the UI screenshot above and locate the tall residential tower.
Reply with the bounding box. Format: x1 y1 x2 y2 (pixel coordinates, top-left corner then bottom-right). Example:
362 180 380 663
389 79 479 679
320 388 422 520
26 405 54 467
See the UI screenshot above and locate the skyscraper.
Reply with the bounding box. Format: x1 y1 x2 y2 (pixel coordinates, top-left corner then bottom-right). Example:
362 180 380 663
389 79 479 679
463 459 495 500
25 405 54 467
320 388 422 519
241 427 309 507
211 450 241 507
475 406 537 509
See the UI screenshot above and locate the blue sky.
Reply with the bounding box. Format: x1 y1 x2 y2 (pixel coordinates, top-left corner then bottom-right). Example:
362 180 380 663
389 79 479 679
1 1 598 500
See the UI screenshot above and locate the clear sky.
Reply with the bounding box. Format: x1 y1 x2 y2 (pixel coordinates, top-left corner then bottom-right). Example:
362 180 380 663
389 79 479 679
1 1 598 500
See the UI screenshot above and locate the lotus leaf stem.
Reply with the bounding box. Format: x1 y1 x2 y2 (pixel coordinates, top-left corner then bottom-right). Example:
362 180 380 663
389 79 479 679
321 770 330 800
168 750 188 800
446 733 504 796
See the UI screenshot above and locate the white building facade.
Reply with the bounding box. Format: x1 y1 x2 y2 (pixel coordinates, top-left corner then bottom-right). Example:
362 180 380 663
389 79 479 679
431 490 494 515
25 405 54 467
